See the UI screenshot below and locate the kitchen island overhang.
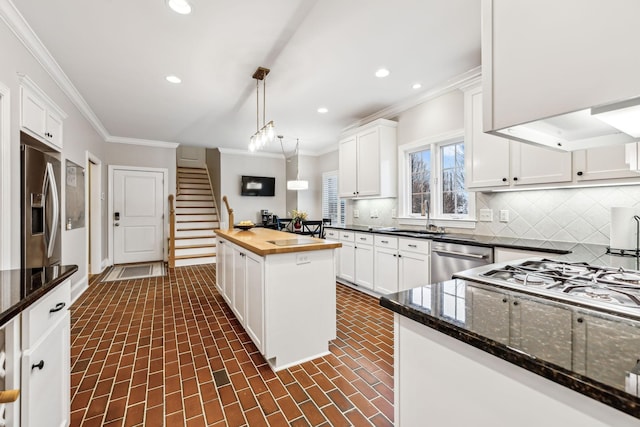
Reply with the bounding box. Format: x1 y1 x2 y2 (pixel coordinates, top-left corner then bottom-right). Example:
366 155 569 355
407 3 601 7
215 228 341 371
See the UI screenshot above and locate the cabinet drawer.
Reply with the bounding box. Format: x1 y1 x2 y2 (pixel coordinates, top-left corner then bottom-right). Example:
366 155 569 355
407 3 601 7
339 231 355 242
325 229 340 240
374 235 398 249
399 238 430 254
355 233 373 245
23 280 70 347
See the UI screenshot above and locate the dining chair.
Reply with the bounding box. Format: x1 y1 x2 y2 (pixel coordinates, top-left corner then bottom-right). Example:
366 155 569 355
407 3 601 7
278 218 294 232
321 218 332 238
301 220 323 238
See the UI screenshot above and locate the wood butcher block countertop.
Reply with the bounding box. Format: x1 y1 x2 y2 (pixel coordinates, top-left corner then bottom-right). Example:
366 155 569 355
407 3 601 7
215 228 341 256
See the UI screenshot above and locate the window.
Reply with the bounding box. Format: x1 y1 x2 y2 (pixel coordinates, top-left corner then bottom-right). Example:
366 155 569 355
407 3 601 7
322 171 345 225
402 131 474 221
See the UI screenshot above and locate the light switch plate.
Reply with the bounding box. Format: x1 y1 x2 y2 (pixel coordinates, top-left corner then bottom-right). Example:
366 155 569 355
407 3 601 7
353 209 359 218
371 209 378 218
479 209 493 222
500 209 509 222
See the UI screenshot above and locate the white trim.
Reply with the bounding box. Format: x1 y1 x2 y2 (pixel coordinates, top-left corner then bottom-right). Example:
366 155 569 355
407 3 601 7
70 274 88 305
342 67 481 134
101 257 110 269
0 80 10 269
86 151 102 275
108 165 169 264
218 147 284 159
106 135 179 149
17 73 67 118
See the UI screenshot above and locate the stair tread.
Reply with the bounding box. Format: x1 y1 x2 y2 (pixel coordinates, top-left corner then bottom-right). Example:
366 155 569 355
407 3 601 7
177 227 216 231
174 243 217 249
175 253 216 260
170 236 216 240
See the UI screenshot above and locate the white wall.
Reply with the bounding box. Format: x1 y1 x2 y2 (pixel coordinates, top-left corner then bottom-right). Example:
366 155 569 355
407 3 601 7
219 151 286 225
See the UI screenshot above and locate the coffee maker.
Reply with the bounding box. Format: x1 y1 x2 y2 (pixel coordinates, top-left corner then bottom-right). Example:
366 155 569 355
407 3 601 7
260 209 272 225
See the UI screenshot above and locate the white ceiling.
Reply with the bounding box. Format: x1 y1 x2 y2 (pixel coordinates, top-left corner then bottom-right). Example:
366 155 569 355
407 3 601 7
12 0 481 154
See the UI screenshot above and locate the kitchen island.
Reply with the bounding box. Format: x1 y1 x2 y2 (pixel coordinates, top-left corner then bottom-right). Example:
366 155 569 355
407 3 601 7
381 274 640 426
215 228 341 371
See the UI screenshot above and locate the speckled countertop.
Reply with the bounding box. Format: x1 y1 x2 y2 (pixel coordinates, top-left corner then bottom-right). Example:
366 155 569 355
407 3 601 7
0 264 77 327
381 279 640 419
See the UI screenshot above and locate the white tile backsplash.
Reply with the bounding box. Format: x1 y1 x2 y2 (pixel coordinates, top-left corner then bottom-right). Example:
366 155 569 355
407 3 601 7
351 184 640 244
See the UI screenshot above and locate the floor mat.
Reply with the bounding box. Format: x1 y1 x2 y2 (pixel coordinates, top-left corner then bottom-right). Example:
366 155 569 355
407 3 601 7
101 262 165 282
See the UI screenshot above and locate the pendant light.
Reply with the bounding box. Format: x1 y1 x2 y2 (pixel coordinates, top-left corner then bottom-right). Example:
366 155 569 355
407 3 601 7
248 67 276 152
279 136 308 191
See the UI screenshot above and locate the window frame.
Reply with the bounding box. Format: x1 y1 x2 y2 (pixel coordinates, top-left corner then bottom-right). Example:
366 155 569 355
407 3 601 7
321 170 345 226
398 129 476 226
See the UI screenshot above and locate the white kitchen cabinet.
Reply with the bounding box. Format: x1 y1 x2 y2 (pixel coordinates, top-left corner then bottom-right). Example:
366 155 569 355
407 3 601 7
324 229 341 278
482 0 640 135
221 238 234 304
398 238 430 291
21 279 70 427
215 238 227 296
19 76 66 151
232 246 247 324
464 84 572 190
338 119 397 198
338 231 355 283
465 286 510 345
373 236 399 295
245 252 264 353
573 145 640 182
494 247 561 263
354 233 374 289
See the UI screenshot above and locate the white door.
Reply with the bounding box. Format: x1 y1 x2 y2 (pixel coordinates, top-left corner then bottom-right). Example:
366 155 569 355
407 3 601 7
113 169 164 264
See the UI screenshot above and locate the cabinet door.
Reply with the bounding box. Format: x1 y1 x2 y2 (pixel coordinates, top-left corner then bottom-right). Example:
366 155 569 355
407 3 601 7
573 145 639 181
222 241 234 304
465 286 510 345
398 251 429 291
232 247 246 324
354 243 374 289
245 253 264 353
216 239 226 295
339 241 355 283
339 136 358 197
22 312 70 427
465 87 511 189
45 111 63 149
511 141 572 185
510 297 573 370
325 230 341 277
21 88 47 138
374 247 399 295
356 127 381 197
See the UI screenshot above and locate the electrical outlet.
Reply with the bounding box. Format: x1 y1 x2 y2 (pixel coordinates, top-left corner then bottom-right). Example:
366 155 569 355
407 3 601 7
479 209 493 222
500 209 509 222
296 254 311 265
353 209 359 218
371 209 378 218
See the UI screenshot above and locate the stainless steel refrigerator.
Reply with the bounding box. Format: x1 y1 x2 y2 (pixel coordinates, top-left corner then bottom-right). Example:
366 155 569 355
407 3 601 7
21 141 62 269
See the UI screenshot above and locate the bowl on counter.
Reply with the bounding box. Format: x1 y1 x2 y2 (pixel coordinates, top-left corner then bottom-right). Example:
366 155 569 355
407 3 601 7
235 223 255 231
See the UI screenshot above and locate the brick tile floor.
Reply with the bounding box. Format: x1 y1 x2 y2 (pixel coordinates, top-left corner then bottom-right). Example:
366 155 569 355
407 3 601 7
70 264 394 426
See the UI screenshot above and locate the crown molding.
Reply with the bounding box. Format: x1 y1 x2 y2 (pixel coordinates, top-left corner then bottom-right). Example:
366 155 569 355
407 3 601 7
341 66 482 134
218 147 284 159
106 135 179 149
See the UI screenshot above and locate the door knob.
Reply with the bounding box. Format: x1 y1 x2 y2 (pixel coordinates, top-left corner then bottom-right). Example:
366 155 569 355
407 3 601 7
114 223 120 227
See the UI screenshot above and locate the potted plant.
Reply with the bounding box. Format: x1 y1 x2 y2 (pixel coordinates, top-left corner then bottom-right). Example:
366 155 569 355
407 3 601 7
291 209 308 230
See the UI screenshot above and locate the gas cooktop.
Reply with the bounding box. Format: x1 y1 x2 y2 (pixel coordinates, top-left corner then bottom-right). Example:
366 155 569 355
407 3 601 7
454 259 640 318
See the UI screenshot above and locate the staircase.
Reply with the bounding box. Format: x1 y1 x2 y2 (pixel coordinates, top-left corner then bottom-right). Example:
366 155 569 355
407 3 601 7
171 167 219 267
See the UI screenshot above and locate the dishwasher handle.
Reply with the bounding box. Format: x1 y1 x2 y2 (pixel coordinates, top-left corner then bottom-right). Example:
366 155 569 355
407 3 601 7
433 248 487 259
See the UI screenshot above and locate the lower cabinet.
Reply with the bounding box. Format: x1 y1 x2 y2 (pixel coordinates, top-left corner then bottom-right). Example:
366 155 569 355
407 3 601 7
324 229 341 278
398 238 430 292
245 253 265 353
374 246 399 295
21 279 71 427
354 233 374 289
338 232 355 283
232 246 247 324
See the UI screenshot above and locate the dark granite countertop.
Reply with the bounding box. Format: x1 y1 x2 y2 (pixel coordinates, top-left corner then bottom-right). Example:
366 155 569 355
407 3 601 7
380 279 640 419
0 264 77 327
325 224 573 255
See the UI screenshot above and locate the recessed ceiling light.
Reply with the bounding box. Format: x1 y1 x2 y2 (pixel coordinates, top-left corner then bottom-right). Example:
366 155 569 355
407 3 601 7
375 68 390 78
165 75 182 84
167 0 192 15
317 107 328 114
412 83 422 90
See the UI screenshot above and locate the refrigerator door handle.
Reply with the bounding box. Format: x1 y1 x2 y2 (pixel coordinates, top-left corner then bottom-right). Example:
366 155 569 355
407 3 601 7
44 162 59 258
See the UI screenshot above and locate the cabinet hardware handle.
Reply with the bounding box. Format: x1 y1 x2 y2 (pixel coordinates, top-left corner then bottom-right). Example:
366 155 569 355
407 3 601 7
433 249 486 259
502 298 508 303
31 360 44 371
343 235 349 238
381 240 388 243
577 317 584 323
513 177 518 181
408 244 417 248
502 177 507 182
49 302 66 313
393 254 397 257
513 301 519 306
359 237 366 241
577 171 583 176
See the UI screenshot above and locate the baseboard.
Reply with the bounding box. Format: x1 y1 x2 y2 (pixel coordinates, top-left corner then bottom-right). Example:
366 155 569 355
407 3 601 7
101 258 111 269
70 274 88 305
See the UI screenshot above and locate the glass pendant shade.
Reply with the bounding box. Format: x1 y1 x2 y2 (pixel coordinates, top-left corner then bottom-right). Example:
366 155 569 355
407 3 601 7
287 180 309 190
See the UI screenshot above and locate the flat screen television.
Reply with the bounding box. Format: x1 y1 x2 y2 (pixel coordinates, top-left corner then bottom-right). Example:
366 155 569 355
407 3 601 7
241 175 275 196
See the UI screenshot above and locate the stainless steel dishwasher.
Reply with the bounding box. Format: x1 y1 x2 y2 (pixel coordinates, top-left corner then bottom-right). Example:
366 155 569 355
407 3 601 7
430 242 493 283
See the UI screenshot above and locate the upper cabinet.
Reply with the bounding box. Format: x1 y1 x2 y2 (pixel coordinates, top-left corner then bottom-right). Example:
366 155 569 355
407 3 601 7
482 0 640 151
19 75 66 151
338 119 397 198
465 84 572 190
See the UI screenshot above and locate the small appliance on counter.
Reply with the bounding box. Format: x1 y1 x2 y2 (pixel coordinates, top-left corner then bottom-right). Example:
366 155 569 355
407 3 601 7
260 209 273 225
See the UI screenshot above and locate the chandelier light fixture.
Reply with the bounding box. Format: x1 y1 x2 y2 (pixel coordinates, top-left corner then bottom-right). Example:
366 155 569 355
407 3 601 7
279 136 309 191
248 66 276 152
